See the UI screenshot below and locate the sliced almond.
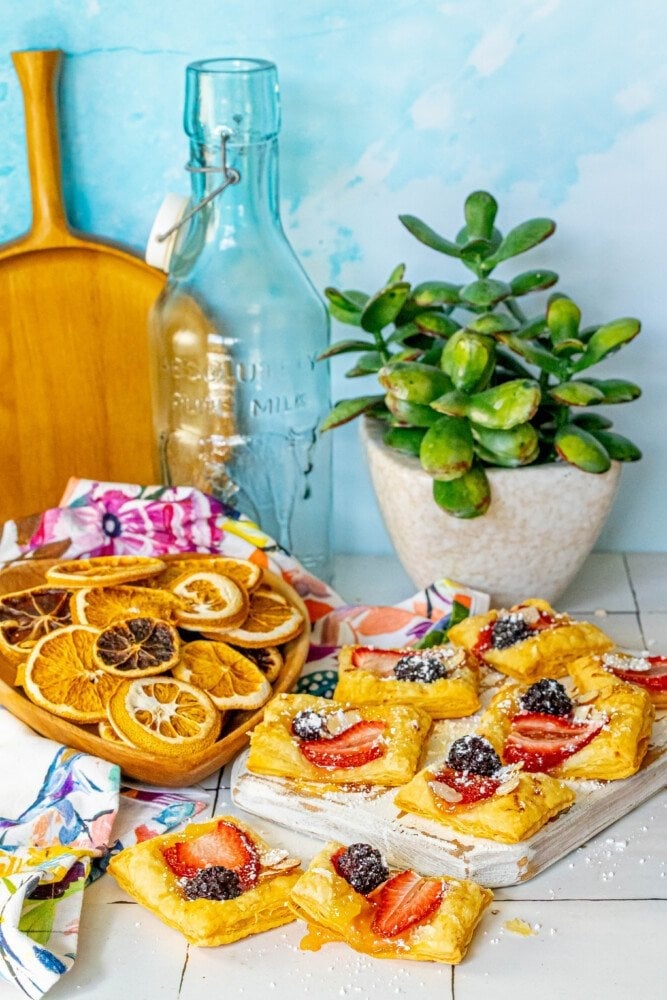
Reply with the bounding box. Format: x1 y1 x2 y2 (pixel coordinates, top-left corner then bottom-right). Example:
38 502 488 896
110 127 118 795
429 779 463 804
325 708 363 736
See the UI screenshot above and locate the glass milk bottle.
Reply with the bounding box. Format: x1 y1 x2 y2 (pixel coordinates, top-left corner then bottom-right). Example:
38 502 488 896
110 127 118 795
149 58 332 579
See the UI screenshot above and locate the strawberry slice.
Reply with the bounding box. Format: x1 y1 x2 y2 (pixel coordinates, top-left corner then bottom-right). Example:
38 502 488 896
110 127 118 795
162 820 259 887
430 765 501 805
351 647 403 677
504 712 605 772
609 656 667 692
299 720 386 769
371 870 444 939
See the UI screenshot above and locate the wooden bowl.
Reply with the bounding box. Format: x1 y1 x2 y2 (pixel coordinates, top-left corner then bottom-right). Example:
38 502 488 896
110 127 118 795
0 558 310 786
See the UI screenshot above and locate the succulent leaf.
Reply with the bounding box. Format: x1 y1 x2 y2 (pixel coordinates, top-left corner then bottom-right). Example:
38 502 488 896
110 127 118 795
345 351 385 377
384 426 427 457
411 281 462 306
554 425 612 472
385 394 443 427
571 317 641 372
547 297 582 344
387 263 406 284
360 282 412 334
467 379 541 430
414 311 460 336
460 278 512 309
433 467 491 518
572 413 613 431
429 389 469 417
585 378 642 403
548 380 606 406
441 331 496 392
464 191 498 241
471 423 540 466
589 430 642 462
466 312 519 336
499 335 571 378
378 361 453 404
486 218 556 267
399 215 462 258
317 338 374 360
420 416 474 481
320 395 386 431
325 287 369 325
510 270 559 296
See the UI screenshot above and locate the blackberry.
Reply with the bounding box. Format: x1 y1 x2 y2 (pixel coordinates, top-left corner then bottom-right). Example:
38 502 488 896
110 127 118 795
291 708 328 741
520 678 573 717
491 614 531 649
183 866 242 901
447 735 502 776
394 651 449 683
334 843 389 895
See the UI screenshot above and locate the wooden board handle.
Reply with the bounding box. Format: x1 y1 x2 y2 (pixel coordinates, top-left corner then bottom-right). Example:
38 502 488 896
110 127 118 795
12 49 70 244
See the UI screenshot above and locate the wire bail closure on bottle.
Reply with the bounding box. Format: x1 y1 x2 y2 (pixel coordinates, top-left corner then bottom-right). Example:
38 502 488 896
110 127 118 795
156 131 241 242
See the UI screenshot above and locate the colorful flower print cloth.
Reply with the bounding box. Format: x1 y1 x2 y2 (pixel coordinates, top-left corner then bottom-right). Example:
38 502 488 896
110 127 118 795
0 477 488 995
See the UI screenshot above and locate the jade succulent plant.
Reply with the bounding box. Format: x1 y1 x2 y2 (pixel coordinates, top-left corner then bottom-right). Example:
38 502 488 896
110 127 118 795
320 190 642 518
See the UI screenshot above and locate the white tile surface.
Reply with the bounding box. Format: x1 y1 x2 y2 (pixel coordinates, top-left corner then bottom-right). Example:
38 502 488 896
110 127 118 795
455 899 667 1000
626 553 667 612
639 612 667 651
558 552 635 612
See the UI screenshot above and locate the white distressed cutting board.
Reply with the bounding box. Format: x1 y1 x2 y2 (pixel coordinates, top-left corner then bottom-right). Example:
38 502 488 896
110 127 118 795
231 710 667 888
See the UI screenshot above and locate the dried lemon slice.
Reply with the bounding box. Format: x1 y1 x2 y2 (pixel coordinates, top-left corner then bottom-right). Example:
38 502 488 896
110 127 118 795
173 640 272 710
23 625 120 723
211 590 304 647
170 571 249 630
107 677 221 756
92 617 180 677
0 587 72 662
71 585 182 627
46 556 166 588
153 556 262 593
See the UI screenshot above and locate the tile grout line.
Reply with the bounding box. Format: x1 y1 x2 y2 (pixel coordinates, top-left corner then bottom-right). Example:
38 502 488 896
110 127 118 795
622 552 648 648
177 945 189 997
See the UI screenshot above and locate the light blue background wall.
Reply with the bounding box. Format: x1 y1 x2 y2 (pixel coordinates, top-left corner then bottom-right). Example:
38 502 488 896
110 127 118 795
1 1 665 553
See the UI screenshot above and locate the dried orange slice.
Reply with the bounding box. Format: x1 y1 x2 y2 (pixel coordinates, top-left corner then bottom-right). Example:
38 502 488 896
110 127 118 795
98 718 133 745
71 585 182 627
173 640 271 710
45 556 166 588
169 571 249 630
153 556 262 593
23 625 120 723
241 646 284 682
106 677 221 756
211 590 304 647
0 587 72 661
92 617 180 678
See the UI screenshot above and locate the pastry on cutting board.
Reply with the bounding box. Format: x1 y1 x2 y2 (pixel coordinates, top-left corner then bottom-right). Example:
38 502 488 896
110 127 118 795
394 734 575 844
477 674 654 781
246 693 431 790
333 644 480 718
448 598 613 682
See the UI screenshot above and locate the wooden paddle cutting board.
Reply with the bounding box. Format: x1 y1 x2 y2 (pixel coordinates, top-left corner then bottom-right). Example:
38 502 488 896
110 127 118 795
0 50 166 524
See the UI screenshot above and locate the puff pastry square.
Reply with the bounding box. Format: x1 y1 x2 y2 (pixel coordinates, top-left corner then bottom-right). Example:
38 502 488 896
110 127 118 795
394 759 575 843
107 816 301 946
448 598 613 682
570 650 667 709
246 693 431 790
333 644 480 718
478 676 654 780
289 842 492 964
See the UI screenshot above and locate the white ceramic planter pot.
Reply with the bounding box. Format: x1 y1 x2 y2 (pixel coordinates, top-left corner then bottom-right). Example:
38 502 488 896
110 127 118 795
361 416 621 608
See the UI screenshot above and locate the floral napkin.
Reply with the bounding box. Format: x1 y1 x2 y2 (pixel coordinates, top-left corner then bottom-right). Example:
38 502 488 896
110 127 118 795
0 477 488 996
